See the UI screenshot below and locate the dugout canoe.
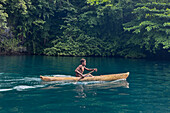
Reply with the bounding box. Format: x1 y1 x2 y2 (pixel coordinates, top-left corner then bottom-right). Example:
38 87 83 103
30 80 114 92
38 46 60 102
40 72 129 82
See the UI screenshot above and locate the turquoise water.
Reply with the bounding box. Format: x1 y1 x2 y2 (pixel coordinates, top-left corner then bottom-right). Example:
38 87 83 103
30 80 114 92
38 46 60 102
0 56 170 113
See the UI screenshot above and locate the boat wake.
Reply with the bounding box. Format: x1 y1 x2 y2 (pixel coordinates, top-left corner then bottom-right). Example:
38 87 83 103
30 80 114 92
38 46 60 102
0 88 13 92
0 73 44 92
0 73 129 92
0 85 45 92
13 85 45 91
0 72 4 75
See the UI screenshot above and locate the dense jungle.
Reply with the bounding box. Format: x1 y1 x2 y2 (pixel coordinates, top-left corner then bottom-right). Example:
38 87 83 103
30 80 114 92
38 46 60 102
0 0 169 59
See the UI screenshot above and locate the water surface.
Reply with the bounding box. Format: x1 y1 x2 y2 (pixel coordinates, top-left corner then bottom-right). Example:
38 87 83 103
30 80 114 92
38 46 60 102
0 56 170 113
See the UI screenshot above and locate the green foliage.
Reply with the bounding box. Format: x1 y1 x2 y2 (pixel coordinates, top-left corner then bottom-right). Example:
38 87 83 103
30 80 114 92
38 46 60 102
44 0 125 57
0 0 169 58
123 1 170 54
0 5 8 29
3 0 59 54
87 0 112 5
0 38 21 53
0 0 8 38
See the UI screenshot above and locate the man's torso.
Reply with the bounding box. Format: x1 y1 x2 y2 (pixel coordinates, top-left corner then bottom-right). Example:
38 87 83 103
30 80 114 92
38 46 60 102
75 65 85 77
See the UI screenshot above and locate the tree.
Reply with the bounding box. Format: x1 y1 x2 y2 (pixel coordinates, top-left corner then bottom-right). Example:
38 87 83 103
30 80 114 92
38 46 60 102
123 1 170 56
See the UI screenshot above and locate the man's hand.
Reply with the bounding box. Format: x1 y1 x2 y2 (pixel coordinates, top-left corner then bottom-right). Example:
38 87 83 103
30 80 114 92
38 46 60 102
93 68 97 72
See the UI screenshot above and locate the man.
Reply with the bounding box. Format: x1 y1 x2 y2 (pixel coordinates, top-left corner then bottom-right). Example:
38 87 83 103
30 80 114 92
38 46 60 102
75 58 97 79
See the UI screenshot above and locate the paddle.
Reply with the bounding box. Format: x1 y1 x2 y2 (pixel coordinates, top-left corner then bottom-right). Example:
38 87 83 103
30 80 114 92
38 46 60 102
76 70 94 82
83 70 94 77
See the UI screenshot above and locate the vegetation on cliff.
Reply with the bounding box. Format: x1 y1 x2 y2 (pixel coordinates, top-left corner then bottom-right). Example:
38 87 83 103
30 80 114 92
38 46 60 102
0 0 169 58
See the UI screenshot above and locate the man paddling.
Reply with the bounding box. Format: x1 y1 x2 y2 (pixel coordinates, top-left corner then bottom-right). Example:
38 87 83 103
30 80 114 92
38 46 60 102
75 58 97 80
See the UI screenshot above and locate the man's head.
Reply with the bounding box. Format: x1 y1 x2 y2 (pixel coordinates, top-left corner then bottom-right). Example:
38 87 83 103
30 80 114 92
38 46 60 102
80 58 86 66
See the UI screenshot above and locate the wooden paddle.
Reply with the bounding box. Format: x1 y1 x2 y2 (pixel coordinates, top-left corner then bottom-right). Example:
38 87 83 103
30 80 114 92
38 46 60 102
76 70 94 82
83 70 94 77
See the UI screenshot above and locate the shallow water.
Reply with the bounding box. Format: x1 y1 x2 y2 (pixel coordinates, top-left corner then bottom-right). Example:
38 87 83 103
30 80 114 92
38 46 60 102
0 56 170 113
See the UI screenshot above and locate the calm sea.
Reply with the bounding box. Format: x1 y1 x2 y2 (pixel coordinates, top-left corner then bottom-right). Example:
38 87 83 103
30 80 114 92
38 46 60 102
0 56 169 113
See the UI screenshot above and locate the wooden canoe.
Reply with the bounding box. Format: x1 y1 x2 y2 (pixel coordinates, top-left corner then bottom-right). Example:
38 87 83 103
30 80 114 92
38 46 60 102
40 72 129 82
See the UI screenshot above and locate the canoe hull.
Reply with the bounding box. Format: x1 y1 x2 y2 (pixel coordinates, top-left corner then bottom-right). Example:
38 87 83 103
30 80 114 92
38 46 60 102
40 72 129 82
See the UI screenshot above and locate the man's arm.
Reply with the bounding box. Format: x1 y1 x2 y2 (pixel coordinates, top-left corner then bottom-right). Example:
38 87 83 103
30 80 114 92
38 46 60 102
84 67 97 72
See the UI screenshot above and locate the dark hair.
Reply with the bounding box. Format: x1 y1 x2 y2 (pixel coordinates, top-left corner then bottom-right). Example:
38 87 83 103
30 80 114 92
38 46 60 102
80 58 86 64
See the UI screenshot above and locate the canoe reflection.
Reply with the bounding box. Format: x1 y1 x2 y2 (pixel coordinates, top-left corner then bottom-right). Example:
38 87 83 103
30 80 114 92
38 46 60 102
75 80 129 98
85 80 129 88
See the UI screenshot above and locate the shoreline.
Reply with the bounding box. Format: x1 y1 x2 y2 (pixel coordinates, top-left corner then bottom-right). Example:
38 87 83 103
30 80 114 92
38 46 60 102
0 52 169 60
